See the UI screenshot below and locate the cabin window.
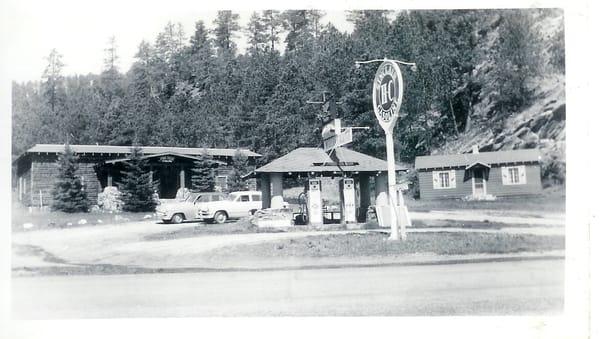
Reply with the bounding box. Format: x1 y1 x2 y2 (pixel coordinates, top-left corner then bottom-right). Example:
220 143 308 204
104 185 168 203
501 165 527 185
432 170 456 189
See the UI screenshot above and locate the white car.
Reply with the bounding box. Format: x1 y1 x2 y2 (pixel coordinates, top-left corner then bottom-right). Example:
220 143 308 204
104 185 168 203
197 191 262 223
156 192 227 223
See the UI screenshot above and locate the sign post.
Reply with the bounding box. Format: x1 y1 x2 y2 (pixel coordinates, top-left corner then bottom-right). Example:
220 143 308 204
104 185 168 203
371 59 410 241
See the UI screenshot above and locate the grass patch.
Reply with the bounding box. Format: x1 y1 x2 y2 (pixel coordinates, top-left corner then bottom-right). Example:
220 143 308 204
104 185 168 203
209 232 565 258
12 205 158 232
144 219 256 241
405 189 565 213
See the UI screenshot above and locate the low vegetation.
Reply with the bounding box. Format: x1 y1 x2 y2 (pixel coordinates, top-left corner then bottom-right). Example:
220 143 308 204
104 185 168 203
405 186 565 213
209 232 564 258
11 207 157 232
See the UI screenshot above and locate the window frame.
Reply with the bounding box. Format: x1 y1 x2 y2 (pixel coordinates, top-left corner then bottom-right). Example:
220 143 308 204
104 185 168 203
502 165 527 186
432 170 456 190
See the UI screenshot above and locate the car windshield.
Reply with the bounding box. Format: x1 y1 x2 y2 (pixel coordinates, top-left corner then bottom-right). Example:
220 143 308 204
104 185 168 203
185 193 200 203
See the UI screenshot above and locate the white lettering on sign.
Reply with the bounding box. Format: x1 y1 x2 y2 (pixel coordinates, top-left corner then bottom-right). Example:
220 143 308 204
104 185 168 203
372 61 404 132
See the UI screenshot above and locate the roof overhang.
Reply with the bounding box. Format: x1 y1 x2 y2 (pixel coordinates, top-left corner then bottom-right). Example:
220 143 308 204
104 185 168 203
105 152 227 165
465 161 491 170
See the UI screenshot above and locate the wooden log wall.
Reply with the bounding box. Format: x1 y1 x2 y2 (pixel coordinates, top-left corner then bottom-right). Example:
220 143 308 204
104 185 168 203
29 161 102 207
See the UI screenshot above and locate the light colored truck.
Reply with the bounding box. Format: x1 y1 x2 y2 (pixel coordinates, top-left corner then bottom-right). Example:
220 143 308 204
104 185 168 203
196 191 262 223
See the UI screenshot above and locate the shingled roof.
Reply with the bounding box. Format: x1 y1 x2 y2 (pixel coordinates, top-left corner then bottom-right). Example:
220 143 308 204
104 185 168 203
254 147 407 174
20 144 261 158
414 149 541 170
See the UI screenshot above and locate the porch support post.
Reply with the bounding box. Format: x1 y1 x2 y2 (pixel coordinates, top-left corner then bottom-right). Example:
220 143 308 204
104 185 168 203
260 174 271 209
375 173 388 206
358 173 371 222
180 167 185 189
270 172 284 209
107 173 113 187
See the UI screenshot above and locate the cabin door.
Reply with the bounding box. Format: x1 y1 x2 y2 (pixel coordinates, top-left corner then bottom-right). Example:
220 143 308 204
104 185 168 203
472 168 487 197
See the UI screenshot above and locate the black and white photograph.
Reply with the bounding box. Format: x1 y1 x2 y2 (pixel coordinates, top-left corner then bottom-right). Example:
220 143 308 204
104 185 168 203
0 0 594 338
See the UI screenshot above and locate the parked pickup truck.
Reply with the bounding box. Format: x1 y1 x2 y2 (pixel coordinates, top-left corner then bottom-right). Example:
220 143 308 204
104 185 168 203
196 191 262 223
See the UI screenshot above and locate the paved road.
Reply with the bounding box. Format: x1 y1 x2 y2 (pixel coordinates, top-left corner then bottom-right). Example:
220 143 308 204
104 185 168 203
12 259 563 318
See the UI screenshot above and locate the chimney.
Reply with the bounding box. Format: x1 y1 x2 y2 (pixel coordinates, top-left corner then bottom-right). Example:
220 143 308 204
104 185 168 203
472 145 479 154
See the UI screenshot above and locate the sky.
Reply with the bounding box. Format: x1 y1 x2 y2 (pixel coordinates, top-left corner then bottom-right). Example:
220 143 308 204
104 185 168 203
1 1 354 83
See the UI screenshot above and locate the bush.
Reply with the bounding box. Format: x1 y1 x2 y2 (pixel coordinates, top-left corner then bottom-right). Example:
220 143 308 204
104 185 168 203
541 156 566 187
405 169 420 199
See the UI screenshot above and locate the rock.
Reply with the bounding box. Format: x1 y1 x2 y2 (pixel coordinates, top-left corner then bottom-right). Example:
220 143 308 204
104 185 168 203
494 133 506 144
521 131 540 148
515 118 533 132
77 219 87 225
552 103 566 121
67 222 73 226
515 126 531 138
492 143 504 151
143 214 153 219
530 111 553 132
23 223 34 229
479 143 494 152
97 219 103 223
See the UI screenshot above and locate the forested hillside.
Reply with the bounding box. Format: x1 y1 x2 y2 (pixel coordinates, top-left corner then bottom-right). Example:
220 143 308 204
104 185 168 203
12 9 565 182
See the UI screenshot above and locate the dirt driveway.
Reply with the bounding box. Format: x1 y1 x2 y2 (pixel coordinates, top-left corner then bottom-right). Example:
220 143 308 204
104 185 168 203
12 209 564 270
12 221 364 268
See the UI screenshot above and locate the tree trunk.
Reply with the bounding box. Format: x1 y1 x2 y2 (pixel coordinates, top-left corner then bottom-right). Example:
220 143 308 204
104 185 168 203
464 100 472 132
448 98 459 137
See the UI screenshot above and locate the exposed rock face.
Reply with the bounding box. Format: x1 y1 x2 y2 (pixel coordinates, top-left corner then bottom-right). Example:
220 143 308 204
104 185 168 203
434 73 565 186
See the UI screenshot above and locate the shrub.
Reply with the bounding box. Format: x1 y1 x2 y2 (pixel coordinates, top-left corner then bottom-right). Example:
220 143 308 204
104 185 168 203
541 156 566 187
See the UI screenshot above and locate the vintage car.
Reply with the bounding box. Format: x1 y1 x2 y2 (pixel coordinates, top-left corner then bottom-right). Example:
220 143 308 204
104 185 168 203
156 192 226 223
196 191 262 223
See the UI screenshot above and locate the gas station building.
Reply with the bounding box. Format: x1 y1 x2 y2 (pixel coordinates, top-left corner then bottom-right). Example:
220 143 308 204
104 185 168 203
249 146 407 224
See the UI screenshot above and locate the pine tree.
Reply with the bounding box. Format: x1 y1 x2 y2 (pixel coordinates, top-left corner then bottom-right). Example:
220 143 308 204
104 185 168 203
118 145 157 212
227 149 249 192
190 149 215 192
51 144 91 212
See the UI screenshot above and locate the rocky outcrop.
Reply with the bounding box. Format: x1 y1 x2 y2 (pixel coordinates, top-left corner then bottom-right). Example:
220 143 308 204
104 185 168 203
434 73 565 186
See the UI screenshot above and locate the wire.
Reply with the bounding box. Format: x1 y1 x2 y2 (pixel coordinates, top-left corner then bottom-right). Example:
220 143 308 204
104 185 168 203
355 58 417 67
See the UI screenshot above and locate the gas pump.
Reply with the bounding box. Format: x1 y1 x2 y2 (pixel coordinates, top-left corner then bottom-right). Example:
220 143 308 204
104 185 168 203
307 179 323 225
339 178 357 224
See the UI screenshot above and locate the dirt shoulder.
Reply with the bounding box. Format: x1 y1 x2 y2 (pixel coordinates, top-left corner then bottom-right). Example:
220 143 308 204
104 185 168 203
12 226 565 276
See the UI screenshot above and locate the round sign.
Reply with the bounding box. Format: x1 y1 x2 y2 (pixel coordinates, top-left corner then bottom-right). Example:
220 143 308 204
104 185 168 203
372 60 404 132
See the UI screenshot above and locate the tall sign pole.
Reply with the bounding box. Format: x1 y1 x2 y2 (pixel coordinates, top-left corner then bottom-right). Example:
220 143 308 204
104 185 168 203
371 59 409 241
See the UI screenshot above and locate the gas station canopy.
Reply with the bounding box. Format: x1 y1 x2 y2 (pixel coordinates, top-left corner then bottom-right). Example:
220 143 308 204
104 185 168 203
248 147 408 178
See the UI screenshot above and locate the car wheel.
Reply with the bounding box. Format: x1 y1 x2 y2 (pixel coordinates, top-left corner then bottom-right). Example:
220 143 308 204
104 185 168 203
213 211 227 224
171 213 184 224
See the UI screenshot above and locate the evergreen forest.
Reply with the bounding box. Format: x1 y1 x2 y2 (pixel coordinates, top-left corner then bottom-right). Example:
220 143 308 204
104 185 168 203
12 9 565 168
